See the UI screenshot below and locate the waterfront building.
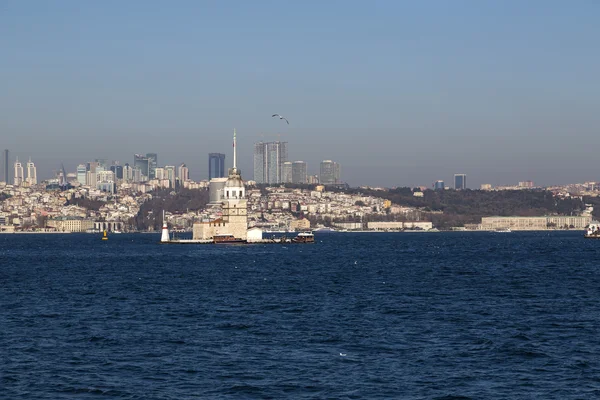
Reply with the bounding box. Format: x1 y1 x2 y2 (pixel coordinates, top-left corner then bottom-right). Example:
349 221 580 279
76 164 87 185
14 158 24 186
253 141 288 184
194 129 247 240
479 216 591 231
434 180 445 190
282 162 292 184
26 159 37 185
454 174 467 190
209 153 225 180
47 217 94 233
320 160 341 185
292 161 307 184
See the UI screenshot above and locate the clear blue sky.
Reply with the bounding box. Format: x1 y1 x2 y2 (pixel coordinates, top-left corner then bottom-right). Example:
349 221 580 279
1 0 599 187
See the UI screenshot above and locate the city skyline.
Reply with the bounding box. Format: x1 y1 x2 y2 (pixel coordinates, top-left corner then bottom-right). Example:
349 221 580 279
2 2 599 187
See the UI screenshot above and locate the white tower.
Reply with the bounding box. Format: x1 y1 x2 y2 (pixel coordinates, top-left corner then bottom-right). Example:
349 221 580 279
160 210 170 242
14 158 24 186
26 158 37 185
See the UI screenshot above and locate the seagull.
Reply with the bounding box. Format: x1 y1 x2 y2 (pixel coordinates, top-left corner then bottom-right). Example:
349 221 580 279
272 114 289 124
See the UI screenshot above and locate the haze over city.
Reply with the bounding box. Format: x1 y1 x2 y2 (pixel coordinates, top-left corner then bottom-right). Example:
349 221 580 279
1 1 599 187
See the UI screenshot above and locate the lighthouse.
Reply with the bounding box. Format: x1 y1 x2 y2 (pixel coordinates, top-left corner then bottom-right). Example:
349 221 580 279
160 210 170 242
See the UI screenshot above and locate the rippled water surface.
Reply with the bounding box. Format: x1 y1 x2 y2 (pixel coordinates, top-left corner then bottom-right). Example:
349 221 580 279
2 231 600 399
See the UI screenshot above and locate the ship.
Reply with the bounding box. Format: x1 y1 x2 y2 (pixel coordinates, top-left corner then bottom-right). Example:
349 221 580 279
292 232 315 243
213 233 246 244
584 221 600 239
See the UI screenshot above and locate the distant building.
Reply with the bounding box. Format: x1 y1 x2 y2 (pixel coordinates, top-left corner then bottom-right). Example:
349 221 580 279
209 153 225 180
3 149 9 184
320 160 341 185
146 153 158 180
253 141 288 184
110 165 123 180
123 163 133 182
434 180 445 190
77 164 87 185
13 158 24 186
26 159 37 185
154 167 165 180
165 165 176 189
292 161 307 184
454 174 467 190
178 163 189 185
133 154 150 180
282 162 292 183
480 183 492 190
519 181 534 188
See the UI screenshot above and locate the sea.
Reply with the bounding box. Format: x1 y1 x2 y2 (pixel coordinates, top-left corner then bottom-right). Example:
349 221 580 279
1 231 600 399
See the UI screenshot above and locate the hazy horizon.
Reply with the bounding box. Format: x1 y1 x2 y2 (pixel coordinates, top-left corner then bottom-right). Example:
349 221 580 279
2 1 599 188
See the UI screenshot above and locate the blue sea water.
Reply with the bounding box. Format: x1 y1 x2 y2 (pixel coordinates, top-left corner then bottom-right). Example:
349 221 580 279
1 231 600 399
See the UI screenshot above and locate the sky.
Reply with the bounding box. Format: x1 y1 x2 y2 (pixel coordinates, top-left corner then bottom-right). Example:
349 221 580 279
1 0 599 188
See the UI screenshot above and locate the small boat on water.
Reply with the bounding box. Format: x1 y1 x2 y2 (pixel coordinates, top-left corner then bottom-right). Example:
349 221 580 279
495 228 512 233
292 232 315 243
584 221 600 239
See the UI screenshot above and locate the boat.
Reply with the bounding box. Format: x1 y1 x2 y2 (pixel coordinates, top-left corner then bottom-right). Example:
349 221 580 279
495 228 512 233
292 232 315 243
584 221 600 239
213 234 246 244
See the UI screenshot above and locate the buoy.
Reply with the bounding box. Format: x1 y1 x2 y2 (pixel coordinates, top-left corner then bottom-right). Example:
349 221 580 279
102 230 108 241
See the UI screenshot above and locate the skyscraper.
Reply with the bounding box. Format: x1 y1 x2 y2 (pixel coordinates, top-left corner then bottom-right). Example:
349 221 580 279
133 154 149 180
178 163 189 184
282 162 292 183
320 160 341 185
253 141 288 184
123 164 133 182
209 153 225 180
292 161 307 184
110 165 123 180
146 153 158 180
434 180 445 190
26 159 37 185
14 158 24 186
3 149 9 184
77 164 87 185
165 165 176 189
454 174 467 190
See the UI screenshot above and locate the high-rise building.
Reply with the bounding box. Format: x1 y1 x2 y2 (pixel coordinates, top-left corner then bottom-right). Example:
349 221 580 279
86 161 99 174
209 153 225 180
132 167 142 183
146 153 158 180
320 160 341 185
26 159 37 185
454 174 467 190
292 161 307 184
110 165 123 180
86 171 97 187
13 158 24 186
3 149 9 184
178 163 189 184
95 159 108 170
154 167 165 180
253 141 288 184
519 181 534 188
123 164 133 182
77 164 87 185
434 180 445 190
282 162 293 183
165 165 176 189
133 154 149 180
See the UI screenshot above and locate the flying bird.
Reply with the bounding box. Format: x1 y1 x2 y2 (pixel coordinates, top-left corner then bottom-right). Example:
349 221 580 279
272 114 289 124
